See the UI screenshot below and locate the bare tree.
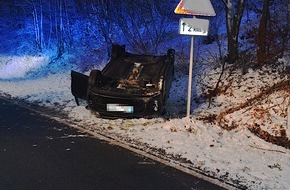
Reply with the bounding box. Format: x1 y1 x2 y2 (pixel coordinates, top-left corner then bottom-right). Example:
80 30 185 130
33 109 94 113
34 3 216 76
90 0 117 56
255 0 289 64
117 0 174 54
56 0 64 57
256 0 270 64
221 0 245 64
286 0 290 51
63 0 73 49
30 0 44 52
288 0 290 32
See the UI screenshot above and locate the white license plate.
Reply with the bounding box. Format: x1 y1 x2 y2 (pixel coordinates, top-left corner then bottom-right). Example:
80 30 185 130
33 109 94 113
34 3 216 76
107 104 134 113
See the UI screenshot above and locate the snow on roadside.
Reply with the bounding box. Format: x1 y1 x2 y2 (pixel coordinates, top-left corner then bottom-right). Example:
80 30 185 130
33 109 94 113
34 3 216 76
67 106 290 189
0 55 48 80
0 71 74 106
1 54 290 189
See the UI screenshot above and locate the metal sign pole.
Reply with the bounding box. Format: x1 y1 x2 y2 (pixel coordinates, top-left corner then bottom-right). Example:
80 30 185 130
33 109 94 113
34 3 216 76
186 34 194 117
174 0 216 117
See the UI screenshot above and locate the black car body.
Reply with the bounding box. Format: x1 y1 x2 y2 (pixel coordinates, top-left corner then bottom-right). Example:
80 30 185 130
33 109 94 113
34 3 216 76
71 44 175 118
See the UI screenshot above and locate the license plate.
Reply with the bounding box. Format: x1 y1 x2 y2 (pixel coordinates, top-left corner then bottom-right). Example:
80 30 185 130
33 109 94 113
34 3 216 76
107 104 134 113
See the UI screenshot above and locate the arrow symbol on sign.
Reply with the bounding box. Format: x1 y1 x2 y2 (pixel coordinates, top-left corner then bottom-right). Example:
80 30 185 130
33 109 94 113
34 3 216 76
182 22 186 32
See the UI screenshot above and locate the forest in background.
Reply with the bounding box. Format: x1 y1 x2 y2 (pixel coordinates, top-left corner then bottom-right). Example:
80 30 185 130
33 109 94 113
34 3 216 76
0 0 289 67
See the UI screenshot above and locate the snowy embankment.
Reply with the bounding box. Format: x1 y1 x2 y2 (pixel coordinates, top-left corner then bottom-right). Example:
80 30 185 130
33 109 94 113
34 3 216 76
0 52 290 190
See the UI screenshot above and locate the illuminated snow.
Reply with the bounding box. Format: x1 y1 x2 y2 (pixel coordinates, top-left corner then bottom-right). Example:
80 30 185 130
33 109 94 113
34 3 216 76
0 55 48 79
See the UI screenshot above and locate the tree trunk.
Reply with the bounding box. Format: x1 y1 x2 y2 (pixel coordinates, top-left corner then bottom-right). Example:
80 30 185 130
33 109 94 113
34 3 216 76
222 0 245 64
287 0 290 43
256 0 270 64
32 0 43 52
57 0 64 58
227 30 239 63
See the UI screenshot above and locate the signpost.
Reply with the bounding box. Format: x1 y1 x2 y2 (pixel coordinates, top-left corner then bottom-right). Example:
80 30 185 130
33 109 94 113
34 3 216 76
175 0 216 117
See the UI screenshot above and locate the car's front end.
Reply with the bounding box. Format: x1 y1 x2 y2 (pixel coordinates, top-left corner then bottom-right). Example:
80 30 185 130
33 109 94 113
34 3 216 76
87 85 164 118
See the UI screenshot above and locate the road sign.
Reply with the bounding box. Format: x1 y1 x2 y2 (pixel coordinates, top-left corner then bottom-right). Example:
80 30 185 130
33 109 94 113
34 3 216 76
175 0 216 16
174 0 216 117
179 17 209 36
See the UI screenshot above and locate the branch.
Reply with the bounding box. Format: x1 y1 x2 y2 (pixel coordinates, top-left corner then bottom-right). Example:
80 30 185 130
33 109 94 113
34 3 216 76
250 145 287 154
216 79 290 123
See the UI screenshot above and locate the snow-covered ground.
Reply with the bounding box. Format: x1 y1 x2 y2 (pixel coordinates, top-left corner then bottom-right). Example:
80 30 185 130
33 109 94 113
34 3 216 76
1 46 290 189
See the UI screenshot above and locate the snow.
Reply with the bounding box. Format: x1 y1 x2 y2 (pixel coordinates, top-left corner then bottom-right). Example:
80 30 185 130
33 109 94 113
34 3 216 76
0 55 48 79
1 47 290 189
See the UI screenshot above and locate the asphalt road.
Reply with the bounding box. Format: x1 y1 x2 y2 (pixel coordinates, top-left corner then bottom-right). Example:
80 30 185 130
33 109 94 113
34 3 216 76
0 97 226 190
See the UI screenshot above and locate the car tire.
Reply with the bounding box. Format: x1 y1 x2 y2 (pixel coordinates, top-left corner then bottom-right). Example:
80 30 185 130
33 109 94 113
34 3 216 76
88 70 101 87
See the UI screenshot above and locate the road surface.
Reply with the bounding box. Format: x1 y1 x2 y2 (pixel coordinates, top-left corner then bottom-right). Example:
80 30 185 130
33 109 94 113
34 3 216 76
0 97 226 190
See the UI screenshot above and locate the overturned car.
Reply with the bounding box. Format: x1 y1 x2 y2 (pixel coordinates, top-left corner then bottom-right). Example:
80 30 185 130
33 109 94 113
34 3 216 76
71 44 175 118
